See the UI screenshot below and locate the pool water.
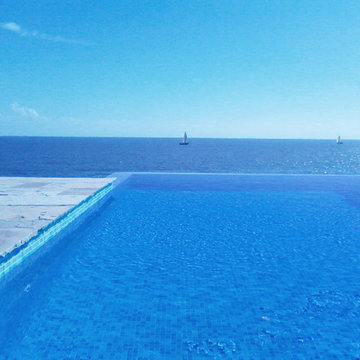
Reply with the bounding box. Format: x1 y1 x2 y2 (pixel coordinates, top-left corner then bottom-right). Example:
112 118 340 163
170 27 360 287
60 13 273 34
1 174 360 359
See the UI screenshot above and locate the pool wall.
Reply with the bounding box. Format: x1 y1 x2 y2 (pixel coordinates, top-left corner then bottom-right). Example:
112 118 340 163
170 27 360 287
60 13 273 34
0 183 113 283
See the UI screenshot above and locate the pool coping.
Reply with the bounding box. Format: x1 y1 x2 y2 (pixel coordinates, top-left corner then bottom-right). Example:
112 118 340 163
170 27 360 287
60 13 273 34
0 181 114 281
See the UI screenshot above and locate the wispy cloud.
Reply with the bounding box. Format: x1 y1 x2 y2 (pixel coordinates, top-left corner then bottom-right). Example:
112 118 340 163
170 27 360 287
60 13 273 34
2 22 21 33
1 22 91 45
11 103 39 119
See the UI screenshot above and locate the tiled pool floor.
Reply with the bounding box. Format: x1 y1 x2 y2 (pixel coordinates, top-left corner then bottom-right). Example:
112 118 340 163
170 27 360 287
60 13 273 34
1 174 360 359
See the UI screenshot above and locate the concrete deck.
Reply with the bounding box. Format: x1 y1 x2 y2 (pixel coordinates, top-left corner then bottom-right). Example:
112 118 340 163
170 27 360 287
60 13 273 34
0 177 114 257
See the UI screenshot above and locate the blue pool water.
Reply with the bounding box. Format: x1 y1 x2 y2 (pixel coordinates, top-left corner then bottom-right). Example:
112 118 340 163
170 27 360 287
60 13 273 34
1 174 360 359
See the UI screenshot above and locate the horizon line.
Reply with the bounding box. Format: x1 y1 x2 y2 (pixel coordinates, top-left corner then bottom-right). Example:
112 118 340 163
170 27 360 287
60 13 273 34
0 135 355 141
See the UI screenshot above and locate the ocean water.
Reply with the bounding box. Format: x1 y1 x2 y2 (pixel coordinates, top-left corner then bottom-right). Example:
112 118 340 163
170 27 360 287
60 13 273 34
1 174 360 359
1 137 360 177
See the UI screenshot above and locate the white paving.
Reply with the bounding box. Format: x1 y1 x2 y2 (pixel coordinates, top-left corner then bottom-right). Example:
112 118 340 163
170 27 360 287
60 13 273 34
0 177 114 257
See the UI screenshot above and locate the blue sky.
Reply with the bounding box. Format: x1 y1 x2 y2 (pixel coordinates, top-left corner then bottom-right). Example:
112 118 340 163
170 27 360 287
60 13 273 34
1 0 360 138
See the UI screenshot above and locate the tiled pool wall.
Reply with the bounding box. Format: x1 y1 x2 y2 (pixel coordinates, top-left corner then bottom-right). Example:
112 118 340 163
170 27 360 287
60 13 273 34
0 183 113 284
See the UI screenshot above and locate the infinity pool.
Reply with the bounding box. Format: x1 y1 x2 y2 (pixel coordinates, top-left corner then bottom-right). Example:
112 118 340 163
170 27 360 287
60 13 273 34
1 174 360 359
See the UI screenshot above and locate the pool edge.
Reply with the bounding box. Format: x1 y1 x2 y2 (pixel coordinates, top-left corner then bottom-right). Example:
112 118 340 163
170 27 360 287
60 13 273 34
0 182 114 281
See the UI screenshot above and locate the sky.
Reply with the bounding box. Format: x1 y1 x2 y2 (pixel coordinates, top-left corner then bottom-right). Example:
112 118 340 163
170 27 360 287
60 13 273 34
1 0 360 139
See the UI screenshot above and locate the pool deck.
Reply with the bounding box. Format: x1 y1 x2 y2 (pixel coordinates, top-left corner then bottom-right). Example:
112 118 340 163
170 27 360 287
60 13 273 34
0 177 114 258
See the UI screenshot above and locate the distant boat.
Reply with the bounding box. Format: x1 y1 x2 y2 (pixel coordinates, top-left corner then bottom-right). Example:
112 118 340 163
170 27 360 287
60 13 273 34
336 136 343 144
179 132 189 145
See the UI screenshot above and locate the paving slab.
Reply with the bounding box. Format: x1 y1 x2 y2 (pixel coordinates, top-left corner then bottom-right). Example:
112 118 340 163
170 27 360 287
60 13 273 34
0 177 114 257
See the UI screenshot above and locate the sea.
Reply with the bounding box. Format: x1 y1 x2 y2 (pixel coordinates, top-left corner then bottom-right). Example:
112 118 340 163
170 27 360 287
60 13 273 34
1 136 360 177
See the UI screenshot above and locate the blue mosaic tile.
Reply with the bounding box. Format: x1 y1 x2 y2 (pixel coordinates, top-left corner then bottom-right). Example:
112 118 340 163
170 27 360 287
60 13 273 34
1 175 360 359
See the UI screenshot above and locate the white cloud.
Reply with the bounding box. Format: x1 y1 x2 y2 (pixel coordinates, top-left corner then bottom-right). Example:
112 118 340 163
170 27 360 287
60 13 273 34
11 103 39 119
1 22 21 33
1 22 91 45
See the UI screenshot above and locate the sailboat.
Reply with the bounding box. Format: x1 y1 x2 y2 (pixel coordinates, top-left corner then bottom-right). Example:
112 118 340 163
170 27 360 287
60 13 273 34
336 136 343 144
179 132 189 145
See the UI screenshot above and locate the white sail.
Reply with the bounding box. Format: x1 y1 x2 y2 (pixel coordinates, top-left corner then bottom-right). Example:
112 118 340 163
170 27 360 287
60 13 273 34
336 136 343 144
179 131 189 145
